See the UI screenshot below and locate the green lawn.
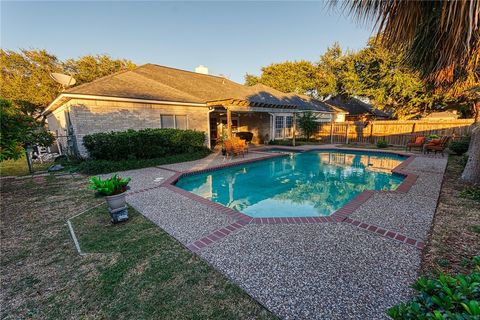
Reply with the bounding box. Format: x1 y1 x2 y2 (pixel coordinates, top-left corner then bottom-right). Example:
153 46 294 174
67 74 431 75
0 175 275 319
0 157 53 176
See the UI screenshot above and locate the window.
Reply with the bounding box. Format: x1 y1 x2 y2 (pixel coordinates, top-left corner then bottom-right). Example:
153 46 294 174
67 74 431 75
285 116 294 138
275 116 285 129
275 116 285 139
286 116 293 128
161 115 175 128
160 115 187 129
176 115 187 130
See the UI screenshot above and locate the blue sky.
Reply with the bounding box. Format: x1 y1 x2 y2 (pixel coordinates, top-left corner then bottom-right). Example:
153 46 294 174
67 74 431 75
1 1 374 83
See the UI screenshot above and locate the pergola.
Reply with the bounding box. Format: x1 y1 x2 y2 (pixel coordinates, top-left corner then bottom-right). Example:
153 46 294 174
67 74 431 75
206 99 298 139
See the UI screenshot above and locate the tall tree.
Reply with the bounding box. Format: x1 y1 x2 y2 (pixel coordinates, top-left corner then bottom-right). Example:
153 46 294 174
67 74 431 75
0 50 137 161
0 50 137 117
340 40 441 119
0 99 54 160
339 0 480 183
0 49 62 118
244 73 259 86
63 54 136 85
316 43 345 98
244 60 319 96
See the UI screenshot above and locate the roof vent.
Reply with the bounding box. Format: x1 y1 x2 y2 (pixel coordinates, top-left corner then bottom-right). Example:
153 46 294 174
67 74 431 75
195 65 209 75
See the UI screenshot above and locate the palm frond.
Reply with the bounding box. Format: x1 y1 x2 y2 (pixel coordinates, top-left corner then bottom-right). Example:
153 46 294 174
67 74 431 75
335 0 480 85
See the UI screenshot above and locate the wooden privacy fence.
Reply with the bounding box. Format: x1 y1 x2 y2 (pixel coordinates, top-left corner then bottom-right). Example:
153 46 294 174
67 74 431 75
315 119 475 146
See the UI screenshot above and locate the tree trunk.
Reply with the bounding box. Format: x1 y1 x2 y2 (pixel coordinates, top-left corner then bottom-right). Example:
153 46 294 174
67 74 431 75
461 122 480 185
474 100 480 123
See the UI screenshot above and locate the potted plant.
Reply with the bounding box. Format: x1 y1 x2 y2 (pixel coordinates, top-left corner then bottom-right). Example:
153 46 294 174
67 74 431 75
89 174 131 223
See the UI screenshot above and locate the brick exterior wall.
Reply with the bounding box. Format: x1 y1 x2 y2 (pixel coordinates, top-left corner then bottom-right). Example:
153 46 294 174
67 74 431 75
47 99 210 157
237 112 271 144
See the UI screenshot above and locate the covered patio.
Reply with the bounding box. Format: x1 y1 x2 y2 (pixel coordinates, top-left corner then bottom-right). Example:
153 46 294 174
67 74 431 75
206 98 331 147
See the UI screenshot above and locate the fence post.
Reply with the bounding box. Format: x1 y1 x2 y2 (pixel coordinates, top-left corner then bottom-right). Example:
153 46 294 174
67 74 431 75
345 123 349 144
369 123 374 144
330 120 334 144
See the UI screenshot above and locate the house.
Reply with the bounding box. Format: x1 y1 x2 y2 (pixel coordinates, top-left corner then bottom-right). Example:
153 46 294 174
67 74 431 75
323 103 348 122
43 64 334 157
422 111 459 121
324 95 390 122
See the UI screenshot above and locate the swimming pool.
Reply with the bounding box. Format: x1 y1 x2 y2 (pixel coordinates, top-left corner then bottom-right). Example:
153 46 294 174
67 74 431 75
175 150 406 218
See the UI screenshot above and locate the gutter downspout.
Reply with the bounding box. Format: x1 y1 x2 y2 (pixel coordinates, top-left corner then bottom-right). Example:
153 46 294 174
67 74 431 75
207 107 215 149
292 112 296 147
268 112 275 143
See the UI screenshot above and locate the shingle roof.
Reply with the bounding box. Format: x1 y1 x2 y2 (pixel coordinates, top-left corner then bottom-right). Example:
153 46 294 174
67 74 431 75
65 64 329 111
324 95 389 118
424 111 459 119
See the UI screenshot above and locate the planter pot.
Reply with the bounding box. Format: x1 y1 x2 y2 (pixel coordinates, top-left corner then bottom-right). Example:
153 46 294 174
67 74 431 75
106 192 126 210
105 193 129 223
108 205 129 224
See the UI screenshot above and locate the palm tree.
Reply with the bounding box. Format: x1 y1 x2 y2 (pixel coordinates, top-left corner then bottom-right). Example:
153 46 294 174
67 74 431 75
337 0 480 184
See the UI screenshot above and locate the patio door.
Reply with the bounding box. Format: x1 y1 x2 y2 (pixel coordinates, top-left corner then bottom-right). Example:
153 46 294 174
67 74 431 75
274 115 294 139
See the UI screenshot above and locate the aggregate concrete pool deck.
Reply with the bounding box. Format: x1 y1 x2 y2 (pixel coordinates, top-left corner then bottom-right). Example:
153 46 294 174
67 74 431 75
113 146 447 319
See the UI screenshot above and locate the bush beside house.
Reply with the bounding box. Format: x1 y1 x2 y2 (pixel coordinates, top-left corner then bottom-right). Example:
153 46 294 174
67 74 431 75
83 128 207 161
55 129 210 174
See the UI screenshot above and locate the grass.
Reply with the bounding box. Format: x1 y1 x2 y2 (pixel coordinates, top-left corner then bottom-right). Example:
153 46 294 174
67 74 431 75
420 155 480 275
0 175 274 319
0 156 53 176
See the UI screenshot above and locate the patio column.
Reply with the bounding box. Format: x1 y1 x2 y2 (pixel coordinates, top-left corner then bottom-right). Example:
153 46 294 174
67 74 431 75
227 108 232 139
292 112 296 147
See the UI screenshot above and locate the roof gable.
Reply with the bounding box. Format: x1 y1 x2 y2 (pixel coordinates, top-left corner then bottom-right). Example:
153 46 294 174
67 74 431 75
325 96 389 118
63 64 327 110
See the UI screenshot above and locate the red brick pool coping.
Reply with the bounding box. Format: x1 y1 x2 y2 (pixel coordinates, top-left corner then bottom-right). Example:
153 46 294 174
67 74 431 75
154 148 424 252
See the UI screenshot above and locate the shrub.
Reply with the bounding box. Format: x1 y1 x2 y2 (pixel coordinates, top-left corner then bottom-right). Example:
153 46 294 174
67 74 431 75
449 136 471 155
74 149 211 175
269 139 294 146
83 128 207 160
376 140 388 148
460 186 480 201
89 174 131 196
388 257 480 319
297 112 318 141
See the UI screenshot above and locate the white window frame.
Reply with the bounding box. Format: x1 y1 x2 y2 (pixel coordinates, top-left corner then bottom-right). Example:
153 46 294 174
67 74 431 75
160 114 188 129
273 113 294 139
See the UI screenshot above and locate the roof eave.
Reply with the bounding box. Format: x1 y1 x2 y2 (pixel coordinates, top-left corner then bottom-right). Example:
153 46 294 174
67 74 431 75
42 93 208 116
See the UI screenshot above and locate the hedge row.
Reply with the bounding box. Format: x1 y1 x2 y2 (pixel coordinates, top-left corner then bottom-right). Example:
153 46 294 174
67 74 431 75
83 128 207 161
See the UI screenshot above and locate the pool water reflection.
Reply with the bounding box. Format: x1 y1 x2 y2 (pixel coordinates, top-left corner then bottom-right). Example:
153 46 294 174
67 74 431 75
175 150 406 218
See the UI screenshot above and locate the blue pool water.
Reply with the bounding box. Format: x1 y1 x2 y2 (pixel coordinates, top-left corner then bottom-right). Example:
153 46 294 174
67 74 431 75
176 150 406 218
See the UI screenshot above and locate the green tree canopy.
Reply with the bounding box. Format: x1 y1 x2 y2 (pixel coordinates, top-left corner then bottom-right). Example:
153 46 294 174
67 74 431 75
63 54 136 85
0 49 136 117
0 49 136 160
339 40 442 119
244 73 259 86
0 99 54 160
246 40 449 119
0 49 62 118
316 43 345 98
245 60 319 96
